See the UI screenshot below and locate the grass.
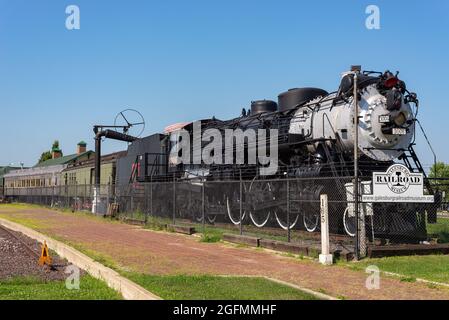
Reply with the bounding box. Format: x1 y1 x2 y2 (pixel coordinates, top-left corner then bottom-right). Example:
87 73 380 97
344 254 449 284
200 229 223 243
0 215 49 230
122 273 319 300
0 275 122 300
427 217 449 243
143 215 172 231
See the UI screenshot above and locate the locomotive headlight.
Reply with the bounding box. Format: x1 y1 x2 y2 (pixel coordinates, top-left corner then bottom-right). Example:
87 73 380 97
393 112 407 126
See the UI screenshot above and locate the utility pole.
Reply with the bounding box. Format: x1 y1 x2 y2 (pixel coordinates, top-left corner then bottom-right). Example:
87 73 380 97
351 65 365 260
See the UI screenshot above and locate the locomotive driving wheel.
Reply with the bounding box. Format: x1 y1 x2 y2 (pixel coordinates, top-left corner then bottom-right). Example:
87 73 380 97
226 185 247 225
343 207 356 237
205 193 221 224
247 179 275 228
302 185 323 233
274 207 300 230
190 197 218 224
273 181 300 230
190 198 203 223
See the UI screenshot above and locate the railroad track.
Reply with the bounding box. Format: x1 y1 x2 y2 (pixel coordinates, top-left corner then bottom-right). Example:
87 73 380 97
0 224 61 272
0 224 41 260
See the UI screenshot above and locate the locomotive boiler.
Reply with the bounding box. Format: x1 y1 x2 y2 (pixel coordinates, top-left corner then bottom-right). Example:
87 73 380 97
119 68 436 242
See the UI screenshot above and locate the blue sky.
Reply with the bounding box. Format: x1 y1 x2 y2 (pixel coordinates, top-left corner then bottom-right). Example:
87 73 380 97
0 0 448 168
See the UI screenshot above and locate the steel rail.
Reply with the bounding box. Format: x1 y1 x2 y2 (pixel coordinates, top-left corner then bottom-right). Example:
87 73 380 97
0 224 41 259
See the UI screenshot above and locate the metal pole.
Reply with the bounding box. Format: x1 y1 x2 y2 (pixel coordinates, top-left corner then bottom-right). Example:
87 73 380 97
150 176 153 218
287 177 291 242
239 168 243 236
353 71 360 261
94 136 101 186
144 182 148 224
173 173 176 225
130 184 134 219
202 177 205 234
75 183 78 211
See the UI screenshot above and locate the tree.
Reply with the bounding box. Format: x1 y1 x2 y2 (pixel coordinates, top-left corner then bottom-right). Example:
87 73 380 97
429 162 449 200
38 151 52 163
429 162 449 179
38 140 62 163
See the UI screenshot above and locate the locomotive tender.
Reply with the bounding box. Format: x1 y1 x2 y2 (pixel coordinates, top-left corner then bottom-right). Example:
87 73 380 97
117 67 436 242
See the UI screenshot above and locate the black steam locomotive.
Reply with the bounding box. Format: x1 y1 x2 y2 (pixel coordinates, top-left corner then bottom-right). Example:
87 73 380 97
116 68 437 242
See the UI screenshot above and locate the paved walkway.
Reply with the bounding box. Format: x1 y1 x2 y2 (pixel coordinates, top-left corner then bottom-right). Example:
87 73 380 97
0 205 448 300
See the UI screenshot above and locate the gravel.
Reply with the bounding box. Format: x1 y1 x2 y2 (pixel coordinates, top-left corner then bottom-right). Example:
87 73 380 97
0 226 82 281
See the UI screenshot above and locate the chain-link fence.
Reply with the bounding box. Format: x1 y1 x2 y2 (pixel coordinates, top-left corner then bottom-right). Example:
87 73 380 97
4 176 449 259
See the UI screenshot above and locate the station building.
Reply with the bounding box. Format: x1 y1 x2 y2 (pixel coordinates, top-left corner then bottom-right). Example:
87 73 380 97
3 141 94 190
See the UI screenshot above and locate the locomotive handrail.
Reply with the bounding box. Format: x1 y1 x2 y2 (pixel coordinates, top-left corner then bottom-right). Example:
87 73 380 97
322 112 337 138
363 146 406 151
415 119 437 177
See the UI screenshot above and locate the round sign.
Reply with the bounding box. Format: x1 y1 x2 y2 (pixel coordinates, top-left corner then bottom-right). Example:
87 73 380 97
385 164 411 194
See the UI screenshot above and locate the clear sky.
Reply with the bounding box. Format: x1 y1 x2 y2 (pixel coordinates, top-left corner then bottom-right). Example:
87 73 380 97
0 0 448 168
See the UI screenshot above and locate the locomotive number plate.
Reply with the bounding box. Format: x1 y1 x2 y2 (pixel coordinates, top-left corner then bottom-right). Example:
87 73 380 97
379 115 390 123
392 128 407 135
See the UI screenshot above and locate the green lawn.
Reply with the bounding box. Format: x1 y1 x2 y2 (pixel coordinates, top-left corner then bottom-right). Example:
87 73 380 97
427 217 449 243
0 275 122 300
346 254 449 284
123 273 319 300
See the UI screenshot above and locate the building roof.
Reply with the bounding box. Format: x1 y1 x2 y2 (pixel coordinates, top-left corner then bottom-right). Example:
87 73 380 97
34 151 94 168
0 166 23 177
4 165 67 179
63 151 126 172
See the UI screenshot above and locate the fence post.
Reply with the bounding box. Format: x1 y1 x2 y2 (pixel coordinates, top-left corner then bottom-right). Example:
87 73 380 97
319 194 333 265
144 183 148 224
287 178 291 243
75 184 78 211
66 184 69 208
130 184 134 218
353 70 360 261
150 176 153 219
239 168 243 236
173 173 176 225
84 181 87 210
202 178 205 234
358 186 367 258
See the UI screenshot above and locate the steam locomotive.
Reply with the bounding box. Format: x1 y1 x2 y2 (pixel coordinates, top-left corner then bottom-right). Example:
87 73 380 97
116 68 437 242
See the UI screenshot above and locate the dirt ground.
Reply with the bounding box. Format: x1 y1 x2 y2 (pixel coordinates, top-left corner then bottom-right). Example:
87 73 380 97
0 225 72 281
1 205 448 300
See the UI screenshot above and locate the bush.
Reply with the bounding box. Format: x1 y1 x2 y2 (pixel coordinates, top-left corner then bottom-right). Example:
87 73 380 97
200 232 222 243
